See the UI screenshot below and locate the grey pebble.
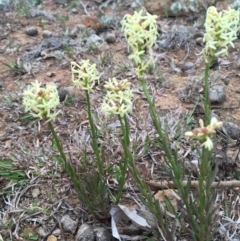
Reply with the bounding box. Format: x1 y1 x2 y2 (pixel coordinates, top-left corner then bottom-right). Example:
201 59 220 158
70 24 86 37
222 122 240 140
181 62 195 71
94 227 111 241
236 57 240 69
105 32 116 43
38 227 47 237
86 34 102 46
209 85 226 104
42 30 52 38
76 224 95 241
61 215 78 234
25 27 38 36
58 87 69 102
71 8 78 14
196 37 203 45
0 78 3 89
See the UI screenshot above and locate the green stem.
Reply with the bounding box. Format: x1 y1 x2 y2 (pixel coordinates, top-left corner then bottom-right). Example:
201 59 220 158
198 147 213 240
203 57 213 125
114 115 129 203
48 121 67 164
85 90 103 174
139 74 173 163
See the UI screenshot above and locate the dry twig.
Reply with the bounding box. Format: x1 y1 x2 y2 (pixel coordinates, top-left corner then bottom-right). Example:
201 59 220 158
146 180 240 191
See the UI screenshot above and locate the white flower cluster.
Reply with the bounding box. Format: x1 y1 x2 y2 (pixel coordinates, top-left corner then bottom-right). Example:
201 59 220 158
23 80 60 121
102 78 133 117
71 60 100 92
121 9 158 66
201 6 239 62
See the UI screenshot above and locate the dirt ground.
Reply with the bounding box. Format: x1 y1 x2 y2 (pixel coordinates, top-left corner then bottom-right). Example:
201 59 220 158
1 0 240 240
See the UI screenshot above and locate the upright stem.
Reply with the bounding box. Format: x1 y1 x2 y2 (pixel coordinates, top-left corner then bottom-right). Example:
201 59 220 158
198 147 213 240
85 90 103 174
203 57 213 125
48 121 67 164
114 115 129 203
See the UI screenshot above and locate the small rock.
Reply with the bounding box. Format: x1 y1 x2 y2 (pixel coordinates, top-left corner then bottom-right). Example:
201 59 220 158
42 30 53 38
61 215 78 234
32 188 40 198
94 227 111 241
236 57 240 69
38 227 47 237
75 224 95 241
181 62 195 71
70 24 87 37
222 122 240 140
196 37 203 45
131 1 138 9
25 27 38 36
71 8 78 14
86 34 102 46
209 85 226 104
58 87 68 102
52 229 61 236
0 78 3 89
47 72 56 77
47 235 57 241
105 32 116 44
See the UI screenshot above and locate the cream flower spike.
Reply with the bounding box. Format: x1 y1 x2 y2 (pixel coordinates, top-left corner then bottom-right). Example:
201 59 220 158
121 8 158 65
102 78 133 117
23 80 60 122
201 6 239 62
71 60 100 92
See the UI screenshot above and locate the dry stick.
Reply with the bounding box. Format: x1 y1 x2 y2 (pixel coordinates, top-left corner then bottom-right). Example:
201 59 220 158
146 180 240 191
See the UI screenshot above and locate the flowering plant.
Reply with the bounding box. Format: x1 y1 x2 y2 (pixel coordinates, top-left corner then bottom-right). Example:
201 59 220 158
121 8 158 66
185 117 223 150
23 80 60 122
201 6 239 62
71 60 100 92
101 78 133 117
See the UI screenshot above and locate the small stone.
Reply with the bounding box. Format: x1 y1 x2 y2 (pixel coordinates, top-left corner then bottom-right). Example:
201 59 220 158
47 72 55 77
61 215 78 234
26 27 38 36
0 78 3 89
52 229 61 236
58 87 68 102
196 37 203 45
71 8 78 14
86 34 102 46
131 1 138 9
94 227 111 241
76 224 94 241
181 62 195 71
105 32 116 44
47 235 57 241
32 188 40 198
209 85 226 104
42 30 53 38
222 122 240 140
236 57 240 69
70 24 86 37
38 227 47 237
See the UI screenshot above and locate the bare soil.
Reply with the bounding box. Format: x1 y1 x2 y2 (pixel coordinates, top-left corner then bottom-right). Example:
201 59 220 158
1 0 240 240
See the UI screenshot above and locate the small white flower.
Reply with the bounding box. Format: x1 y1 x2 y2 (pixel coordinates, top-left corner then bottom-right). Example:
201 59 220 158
201 136 214 151
23 80 60 121
71 60 100 92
